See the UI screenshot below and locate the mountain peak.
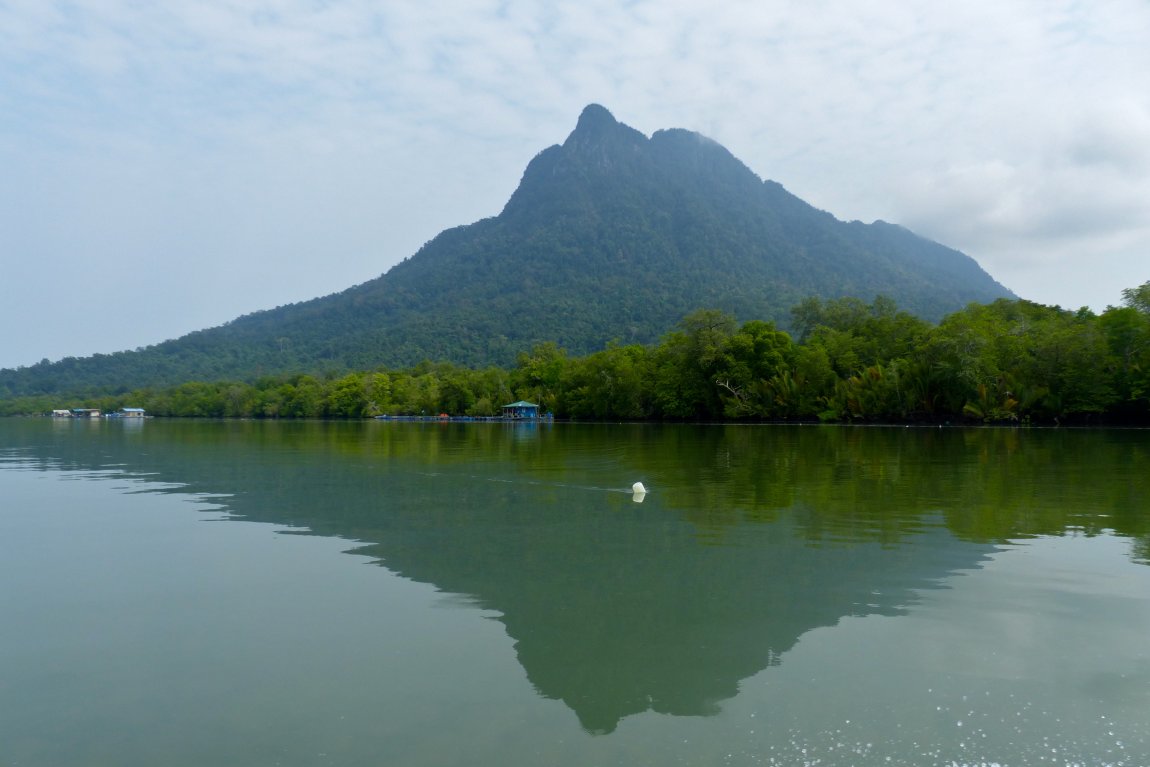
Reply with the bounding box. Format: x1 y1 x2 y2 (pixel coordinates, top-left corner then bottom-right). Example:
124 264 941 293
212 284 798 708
563 104 647 153
575 103 617 132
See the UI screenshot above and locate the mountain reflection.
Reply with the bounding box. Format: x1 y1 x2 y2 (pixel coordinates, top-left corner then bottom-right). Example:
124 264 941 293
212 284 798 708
6 419 1148 733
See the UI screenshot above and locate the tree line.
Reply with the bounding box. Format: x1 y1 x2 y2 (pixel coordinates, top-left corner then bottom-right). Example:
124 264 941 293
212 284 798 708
6 284 1149 424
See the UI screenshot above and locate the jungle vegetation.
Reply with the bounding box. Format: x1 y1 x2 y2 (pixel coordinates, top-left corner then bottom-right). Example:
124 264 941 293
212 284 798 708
8 283 1148 425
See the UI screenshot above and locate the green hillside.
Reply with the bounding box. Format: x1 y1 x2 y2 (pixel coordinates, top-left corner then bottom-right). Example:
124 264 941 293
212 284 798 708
1 104 1013 398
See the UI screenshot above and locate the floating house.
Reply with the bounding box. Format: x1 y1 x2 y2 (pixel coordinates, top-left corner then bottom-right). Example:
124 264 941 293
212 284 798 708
71 408 101 418
501 401 540 419
118 407 146 417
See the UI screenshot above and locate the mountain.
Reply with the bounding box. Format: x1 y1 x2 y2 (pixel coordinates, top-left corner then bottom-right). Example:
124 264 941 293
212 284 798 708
1 104 1014 397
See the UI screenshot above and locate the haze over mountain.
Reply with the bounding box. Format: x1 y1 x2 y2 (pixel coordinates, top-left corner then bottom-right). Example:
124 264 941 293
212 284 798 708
2 105 1013 397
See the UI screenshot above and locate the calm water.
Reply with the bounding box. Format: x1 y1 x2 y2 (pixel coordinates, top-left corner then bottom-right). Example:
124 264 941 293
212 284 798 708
1 418 1148 766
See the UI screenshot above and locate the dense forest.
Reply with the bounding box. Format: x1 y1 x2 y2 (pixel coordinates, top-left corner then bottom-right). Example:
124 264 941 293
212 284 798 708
7 284 1148 425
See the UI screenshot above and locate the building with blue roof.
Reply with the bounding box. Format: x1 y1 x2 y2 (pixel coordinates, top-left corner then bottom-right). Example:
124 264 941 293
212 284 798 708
501 401 540 419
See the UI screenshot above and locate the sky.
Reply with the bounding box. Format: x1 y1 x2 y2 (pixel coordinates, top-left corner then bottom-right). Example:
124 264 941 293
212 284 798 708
2 1 1149 370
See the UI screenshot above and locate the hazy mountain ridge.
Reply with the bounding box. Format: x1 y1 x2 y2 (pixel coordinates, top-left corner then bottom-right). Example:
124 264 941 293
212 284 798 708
1 104 1014 397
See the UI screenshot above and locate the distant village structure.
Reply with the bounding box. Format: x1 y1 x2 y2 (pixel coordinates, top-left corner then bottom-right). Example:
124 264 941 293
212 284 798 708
501 401 542 419
50 407 146 418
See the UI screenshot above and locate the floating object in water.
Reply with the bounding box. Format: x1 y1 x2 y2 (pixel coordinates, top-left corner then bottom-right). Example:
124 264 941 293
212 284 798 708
632 481 647 503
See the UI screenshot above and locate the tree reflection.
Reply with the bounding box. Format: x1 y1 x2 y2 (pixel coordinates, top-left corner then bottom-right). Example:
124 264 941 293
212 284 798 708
5 419 1148 732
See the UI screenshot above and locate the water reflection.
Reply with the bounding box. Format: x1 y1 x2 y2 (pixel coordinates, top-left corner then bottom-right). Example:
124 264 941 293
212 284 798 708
2 419 1148 734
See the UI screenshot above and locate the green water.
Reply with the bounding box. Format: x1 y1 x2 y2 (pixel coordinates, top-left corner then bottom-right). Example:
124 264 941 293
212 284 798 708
1 418 1147 766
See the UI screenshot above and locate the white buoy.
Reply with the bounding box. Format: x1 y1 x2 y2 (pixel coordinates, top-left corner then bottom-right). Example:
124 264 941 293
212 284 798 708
632 481 647 503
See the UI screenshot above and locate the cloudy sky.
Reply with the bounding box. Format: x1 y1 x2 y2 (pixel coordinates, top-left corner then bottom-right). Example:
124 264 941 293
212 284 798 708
2 1 1148 369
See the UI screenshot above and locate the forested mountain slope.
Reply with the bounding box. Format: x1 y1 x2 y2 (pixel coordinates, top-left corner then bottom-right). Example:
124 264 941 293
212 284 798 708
1 104 1013 397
